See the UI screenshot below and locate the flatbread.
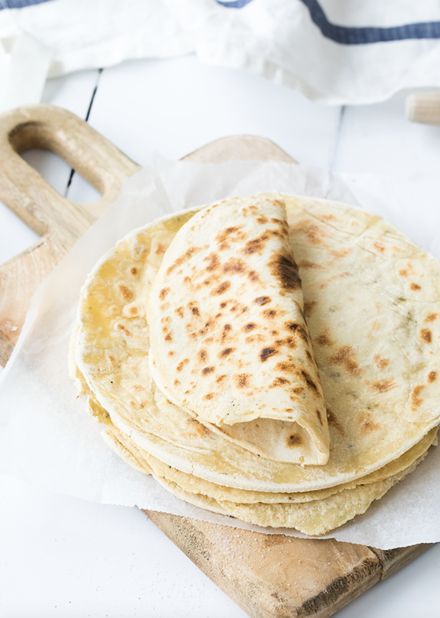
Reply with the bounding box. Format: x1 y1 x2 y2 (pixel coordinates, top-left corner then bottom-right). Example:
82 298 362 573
154 461 420 536
75 194 440 496
148 196 329 464
101 416 436 504
101 420 429 536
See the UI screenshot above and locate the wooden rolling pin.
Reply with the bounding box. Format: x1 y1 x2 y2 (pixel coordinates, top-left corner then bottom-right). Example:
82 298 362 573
406 91 440 125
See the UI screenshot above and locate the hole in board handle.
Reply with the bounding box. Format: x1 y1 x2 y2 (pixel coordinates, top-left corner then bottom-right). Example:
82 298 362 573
0 149 100 266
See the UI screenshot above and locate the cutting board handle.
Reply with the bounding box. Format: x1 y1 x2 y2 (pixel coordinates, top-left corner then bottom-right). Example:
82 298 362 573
0 104 139 232
0 104 139 365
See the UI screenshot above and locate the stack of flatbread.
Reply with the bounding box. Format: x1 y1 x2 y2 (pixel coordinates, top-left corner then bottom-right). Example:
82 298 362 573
71 194 440 535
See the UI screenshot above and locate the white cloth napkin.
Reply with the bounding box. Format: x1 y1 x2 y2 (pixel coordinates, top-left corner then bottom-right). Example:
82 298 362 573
1 0 440 109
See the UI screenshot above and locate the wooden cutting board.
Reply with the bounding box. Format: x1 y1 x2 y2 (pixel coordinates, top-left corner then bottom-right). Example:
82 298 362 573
0 104 430 617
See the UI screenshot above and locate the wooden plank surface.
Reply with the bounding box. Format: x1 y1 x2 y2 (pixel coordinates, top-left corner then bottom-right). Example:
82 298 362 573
0 103 430 618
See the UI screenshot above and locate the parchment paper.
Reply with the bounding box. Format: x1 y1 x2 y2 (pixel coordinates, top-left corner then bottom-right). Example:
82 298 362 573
1 158 440 549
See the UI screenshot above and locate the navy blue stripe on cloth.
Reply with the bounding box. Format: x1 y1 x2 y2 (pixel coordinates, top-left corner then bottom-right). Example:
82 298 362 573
300 0 440 44
0 0 51 8
216 0 253 8
216 0 440 44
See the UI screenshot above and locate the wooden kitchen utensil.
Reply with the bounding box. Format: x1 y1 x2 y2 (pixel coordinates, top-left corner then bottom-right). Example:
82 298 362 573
406 91 440 125
0 105 430 618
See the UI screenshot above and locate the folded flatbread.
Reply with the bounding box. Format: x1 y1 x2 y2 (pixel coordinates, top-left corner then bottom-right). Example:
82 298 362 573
148 196 329 464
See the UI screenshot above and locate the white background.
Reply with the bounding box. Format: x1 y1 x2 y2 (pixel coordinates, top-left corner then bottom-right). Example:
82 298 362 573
1 56 440 617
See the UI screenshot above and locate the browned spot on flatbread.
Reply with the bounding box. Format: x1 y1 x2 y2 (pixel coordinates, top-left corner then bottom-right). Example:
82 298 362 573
362 418 381 433
223 258 246 274
373 355 390 370
216 226 243 245
201 366 214 375
373 242 385 253
287 434 302 447
316 333 332 346
243 232 271 255
293 221 325 245
117 323 131 336
216 374 226 384
370 379 395 393
327 409 345 436
269 253 301 290
221 324 232 342
203 393 214 400
271 376 289 388
257 215 268 224
248 270 260 283
234 374 250 388
300 369 319 393
164 333 172 342
159 287 169 300
411 385 424 410
174 378 180 386
260 347 277 362
428 371 437 383
220 347 234 358
298 260 320 269
255 296 271 306
399 269 408 277
214 281 231 295
246 334 265 344
421 328 432 343
330 346 361 376
176 359 189 372
167 247 199 275
263 309 277 318
205 253 220 272
276 361 294 373
130 266 138 275
119 284 134 301
198 349 208 362
175 307 184 318
286 322 308 342
331 248 350 258
243 323 256 332
129 306 138 316
275 336 296 349
155 243 166 256
411 282 421 291
426 313 438 322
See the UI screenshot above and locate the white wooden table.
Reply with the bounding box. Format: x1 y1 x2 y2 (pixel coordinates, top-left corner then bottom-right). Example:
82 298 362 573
1 56 440 618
